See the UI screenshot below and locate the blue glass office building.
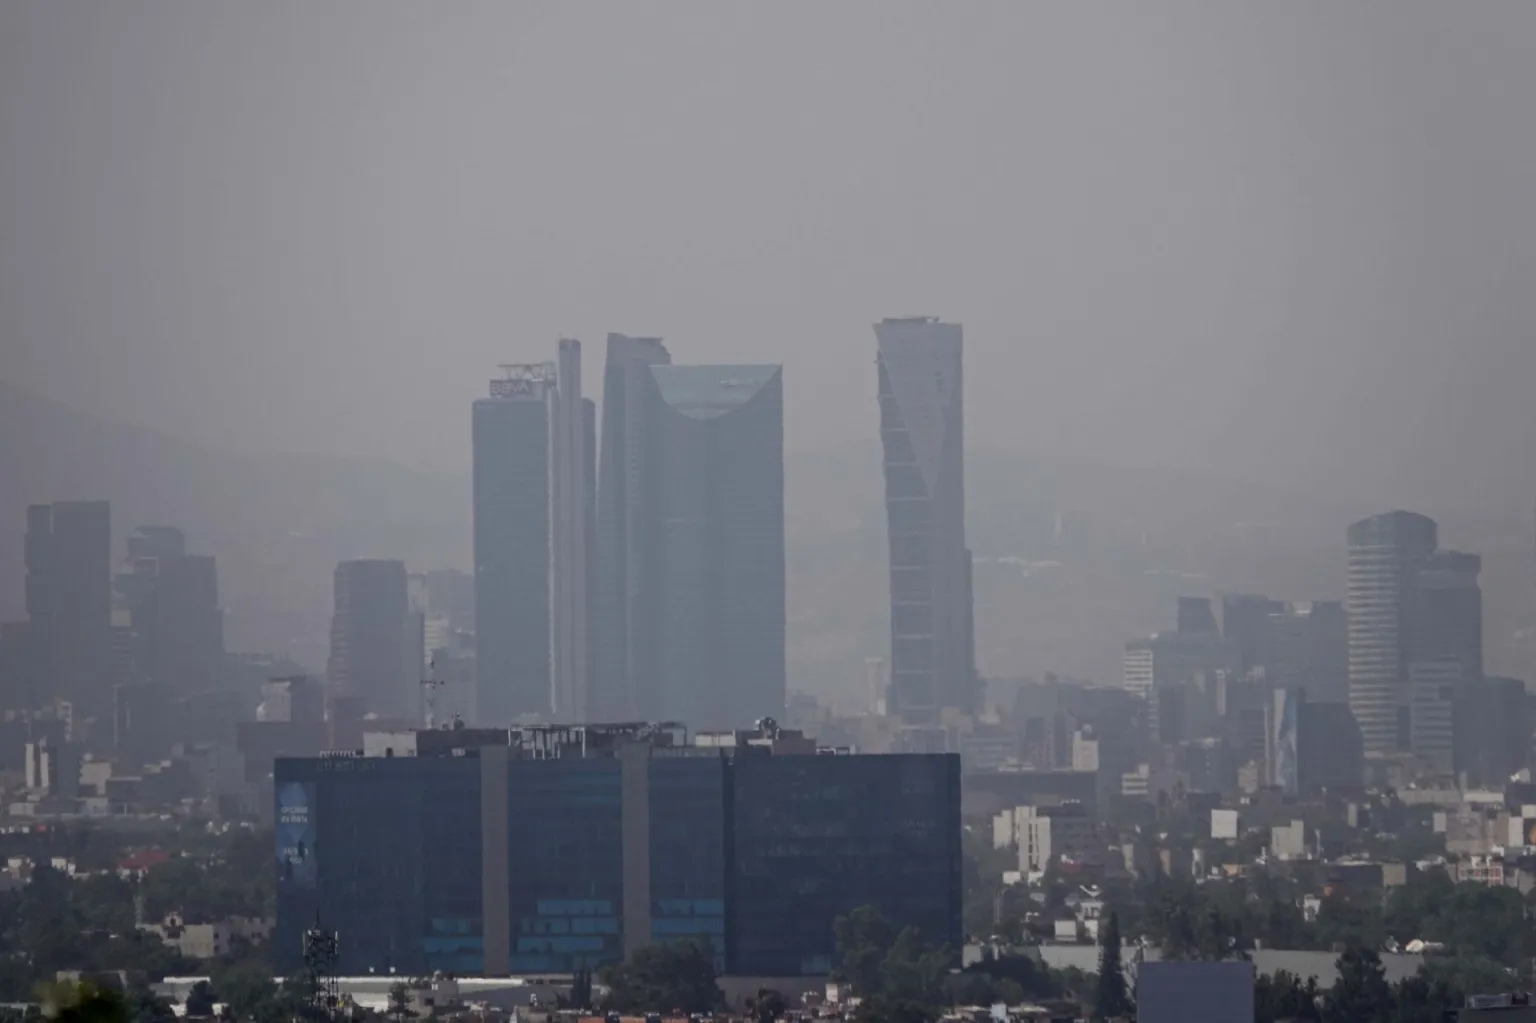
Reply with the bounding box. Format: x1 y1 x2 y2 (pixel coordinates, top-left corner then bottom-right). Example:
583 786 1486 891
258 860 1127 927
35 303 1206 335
276 729 957 979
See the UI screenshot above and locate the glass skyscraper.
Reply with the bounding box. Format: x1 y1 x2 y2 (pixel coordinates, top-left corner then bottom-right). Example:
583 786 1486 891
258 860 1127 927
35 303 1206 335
647 364 784 729
472 351 593 725
874 318 976 722
595 337 785 729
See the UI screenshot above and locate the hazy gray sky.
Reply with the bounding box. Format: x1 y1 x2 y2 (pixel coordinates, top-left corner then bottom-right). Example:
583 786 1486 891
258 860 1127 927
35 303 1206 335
3 2 1533 510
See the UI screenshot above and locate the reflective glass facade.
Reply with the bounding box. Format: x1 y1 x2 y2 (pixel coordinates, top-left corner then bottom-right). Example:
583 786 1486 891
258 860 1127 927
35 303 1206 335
505 758 624 973
276 744 959 979
273 755 483 976
649 753 729 969
729 752 962 976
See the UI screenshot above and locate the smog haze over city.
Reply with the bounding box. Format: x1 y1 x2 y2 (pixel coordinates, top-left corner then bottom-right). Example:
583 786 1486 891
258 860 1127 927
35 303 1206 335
3 7 1536 1017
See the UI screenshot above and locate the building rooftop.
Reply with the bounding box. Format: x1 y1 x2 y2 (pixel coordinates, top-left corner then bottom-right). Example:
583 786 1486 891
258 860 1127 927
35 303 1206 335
649 364 780 419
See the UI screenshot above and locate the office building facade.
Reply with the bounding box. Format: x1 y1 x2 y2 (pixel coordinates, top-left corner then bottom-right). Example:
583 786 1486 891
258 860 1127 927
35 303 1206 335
1260 601 1348 704
24 501 112 711
115 526 224 696
274 726 960 979
1455 676 1531 787
594 336 786 729
594 335 673 722
874 317 975 723
473 351 593 725
646 364 785 728
1347 511 1438 754
326 560 412 718
1412 550 1483 681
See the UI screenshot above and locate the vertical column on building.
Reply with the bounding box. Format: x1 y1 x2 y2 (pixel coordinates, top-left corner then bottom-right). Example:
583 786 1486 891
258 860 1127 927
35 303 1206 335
480 745 510 975
619 742 652 959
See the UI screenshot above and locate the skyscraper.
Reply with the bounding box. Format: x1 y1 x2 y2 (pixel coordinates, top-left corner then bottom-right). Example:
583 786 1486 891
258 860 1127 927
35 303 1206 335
646 363 785 727
115 525 224 694
25 501 112 710
326 559 411 718
874 317 975 723
594 334 671 721
1220 593 1285 672
472 351 592 725
552 339 592 722
1346 511 1438 755
1412 550 1483 681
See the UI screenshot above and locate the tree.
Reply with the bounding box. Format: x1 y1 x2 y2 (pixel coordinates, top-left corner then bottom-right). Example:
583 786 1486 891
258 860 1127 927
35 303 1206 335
39 981 129 1023
851 996 935 1023
880 927 950 1007
833 905 897 996
387 983 417 1023
184 982 216 1019
124 985 176 1023
1325 947 1394 1023
1093 912 1132 1021
1255 970 1322 1023
748 988 786 1023
599 941 721 1014
568 968 593 1011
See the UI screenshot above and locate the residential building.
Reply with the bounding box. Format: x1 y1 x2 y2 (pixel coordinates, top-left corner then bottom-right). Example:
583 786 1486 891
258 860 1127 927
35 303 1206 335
875 317 975 722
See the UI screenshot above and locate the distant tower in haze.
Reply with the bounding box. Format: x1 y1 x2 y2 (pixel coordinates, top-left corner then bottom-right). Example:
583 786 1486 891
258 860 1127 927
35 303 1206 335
116 525 224 694
1346 511 1438 754
593 334 672 721
874 317 976 723
472 351 592 725
646 362 785 727
326 559 410 718
552 339 593 722
25 501 112 710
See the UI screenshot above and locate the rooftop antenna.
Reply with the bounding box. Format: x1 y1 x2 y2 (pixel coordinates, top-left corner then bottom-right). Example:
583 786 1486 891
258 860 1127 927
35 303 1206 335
302 913 340 1022
421 655 447 729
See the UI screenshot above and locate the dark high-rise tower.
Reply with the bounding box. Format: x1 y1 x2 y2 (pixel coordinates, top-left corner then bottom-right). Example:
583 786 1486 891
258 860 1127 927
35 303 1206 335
594 334 671 721
326 559 410 717
646 363 785 727
115 526 224 694
1346 511 1438 754
25 501 112 710
874 317 975 722
1411 550 1482 680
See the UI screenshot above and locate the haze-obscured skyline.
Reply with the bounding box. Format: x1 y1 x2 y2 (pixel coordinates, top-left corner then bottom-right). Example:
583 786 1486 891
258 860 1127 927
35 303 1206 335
3 1 1534 514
